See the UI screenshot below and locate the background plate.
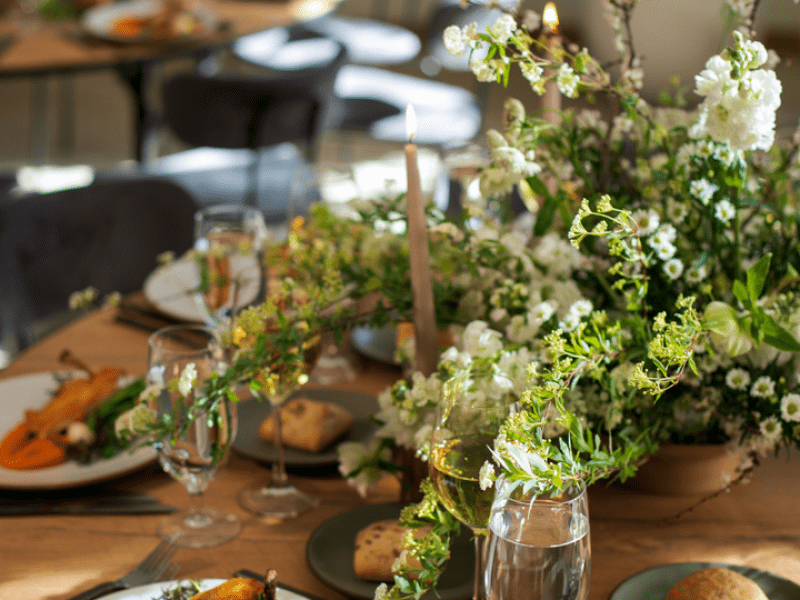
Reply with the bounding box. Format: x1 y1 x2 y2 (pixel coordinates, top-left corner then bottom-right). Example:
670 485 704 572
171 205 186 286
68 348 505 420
103 579 316 600
306 503 474 600
233 388 380 467
350 325 399 365
143 254 261 323
0 373 156 490
609 562 800 600
82 0 220 44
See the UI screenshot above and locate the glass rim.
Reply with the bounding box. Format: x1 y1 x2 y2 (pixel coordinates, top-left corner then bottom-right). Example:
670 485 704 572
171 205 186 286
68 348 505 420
495 477 588 506
148 324 220 354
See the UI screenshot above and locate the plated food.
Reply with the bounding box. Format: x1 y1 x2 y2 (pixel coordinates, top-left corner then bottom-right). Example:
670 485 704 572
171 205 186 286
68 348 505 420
82 0 220 44
0 352 147 474
666 567 768 600
353 519 431 582
258 396 354 454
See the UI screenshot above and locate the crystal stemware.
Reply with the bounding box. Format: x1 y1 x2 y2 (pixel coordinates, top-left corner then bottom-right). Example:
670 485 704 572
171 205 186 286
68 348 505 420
237 339 321 519
148 324 240 548
485 477 591 600
429 368 516 600
193 204 267 325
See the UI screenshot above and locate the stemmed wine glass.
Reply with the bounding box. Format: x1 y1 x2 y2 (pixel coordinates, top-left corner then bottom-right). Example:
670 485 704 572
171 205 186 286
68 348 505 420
237 337 322 519
193 204 267 325
429 368 516 600
484 477 591 600
148 324 240 548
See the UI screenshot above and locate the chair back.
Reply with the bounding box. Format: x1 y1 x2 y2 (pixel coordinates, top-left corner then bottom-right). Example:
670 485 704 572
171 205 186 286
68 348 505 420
0 177 197 349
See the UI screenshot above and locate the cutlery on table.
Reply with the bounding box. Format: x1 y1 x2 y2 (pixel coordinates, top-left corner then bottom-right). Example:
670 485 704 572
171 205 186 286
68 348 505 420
0 491 177 516
68 538 178 600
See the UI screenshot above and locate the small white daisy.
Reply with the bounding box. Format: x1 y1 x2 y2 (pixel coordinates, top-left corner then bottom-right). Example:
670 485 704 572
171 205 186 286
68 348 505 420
780 393 800 422
663 258 684 280
751 375 776 398
714 199 737 223
759 416 782 443
725 368 751 390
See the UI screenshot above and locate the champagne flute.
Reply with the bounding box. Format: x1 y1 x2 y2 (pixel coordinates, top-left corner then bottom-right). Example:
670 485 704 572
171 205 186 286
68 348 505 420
193 204 267 325
485 477 591 600
429 368 516 600
237 338 322 519
148 324 240 548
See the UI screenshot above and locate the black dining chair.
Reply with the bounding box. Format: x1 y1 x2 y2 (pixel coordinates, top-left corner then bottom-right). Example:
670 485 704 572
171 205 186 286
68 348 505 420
0 177 197 355
147 32 348 222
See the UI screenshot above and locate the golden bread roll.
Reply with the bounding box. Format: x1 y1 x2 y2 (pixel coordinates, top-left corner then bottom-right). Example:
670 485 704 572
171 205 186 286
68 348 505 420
353 519 432 582
665 567 769 600
258 396 354 453
190 577 263 600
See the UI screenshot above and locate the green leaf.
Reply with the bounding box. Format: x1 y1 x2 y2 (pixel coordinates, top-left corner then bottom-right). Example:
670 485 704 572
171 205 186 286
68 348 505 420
732 280 749 307
533 193 559 237
761 314 800 352
746 254 771 302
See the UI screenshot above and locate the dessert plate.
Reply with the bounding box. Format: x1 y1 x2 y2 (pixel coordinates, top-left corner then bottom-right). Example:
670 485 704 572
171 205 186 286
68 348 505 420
102 579 317 599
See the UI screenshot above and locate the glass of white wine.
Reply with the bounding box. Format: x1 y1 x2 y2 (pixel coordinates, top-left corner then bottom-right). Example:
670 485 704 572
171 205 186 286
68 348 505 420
193 204 267 325
148 324 240 548
429 368 516 600
484 477 591 600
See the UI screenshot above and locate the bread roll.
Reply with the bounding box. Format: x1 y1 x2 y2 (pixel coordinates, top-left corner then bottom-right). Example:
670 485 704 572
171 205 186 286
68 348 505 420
353 519 432 582
258 396 354 453
665 567 768 600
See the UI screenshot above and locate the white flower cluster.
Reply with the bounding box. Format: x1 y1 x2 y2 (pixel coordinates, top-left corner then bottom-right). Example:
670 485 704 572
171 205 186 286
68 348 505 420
690 32 782 151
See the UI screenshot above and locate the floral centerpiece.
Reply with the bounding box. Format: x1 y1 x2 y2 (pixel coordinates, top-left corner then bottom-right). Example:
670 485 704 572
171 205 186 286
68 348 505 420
110 0 800 597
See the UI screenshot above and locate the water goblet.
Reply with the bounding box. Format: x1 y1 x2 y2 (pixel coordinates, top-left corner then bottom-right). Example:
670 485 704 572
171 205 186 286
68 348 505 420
148 324 240 548
428 368 516 600
484 477 591 600
193 204 267 325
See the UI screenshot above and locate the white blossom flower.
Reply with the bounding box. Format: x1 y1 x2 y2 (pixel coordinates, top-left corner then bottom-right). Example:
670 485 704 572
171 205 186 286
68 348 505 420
780 393 800 422
691 179 719 205
479 461 496 490
664 258 684 280
559 312 581 332
751 375 776 398
685 263 708 284
373 583 389 600
443 24 469 56
725 367 751 390
556 63 579 98
569 299 593 317
715 199 737 223
520 61 543 84
666 198 689 223
632 208 660 235
759 416 782 443
178 362 198 397
490 14 517 45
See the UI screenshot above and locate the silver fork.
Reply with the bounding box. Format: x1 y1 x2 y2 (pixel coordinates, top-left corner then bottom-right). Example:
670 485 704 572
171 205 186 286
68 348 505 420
69 539 178 600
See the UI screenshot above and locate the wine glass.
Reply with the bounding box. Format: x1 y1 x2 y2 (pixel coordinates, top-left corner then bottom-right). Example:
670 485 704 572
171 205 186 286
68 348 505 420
237 338 322 519
429 368 516 600
193 204 267 325
484 477 591 600
148 324 240 548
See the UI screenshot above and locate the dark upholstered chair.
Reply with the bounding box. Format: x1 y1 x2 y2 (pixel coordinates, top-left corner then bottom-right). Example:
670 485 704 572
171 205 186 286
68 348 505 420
0 177 197 353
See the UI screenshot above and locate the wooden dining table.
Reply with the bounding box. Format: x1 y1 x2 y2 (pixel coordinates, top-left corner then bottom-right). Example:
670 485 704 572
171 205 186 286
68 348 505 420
1 306 799 600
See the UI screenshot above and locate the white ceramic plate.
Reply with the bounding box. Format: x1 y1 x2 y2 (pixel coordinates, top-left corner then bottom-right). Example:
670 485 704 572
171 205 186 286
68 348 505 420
102 579 319 600
0 373 157 490
609 562 800 600
81 0 219 44
143 254 261 323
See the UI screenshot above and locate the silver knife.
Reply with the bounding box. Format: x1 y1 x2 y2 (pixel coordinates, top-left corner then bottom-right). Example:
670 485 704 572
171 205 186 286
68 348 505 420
0 494 177 516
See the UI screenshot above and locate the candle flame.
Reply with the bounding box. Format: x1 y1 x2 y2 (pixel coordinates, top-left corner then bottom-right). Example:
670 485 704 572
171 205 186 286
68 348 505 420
543 2 559 34
405 104 417 141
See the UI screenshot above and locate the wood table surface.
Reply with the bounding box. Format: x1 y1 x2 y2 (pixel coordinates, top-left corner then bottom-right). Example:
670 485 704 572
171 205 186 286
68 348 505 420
1 307 799 599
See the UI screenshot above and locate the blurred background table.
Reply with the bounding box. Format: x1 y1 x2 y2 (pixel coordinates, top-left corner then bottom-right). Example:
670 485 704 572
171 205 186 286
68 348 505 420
1 307 799 600
0 0 342 161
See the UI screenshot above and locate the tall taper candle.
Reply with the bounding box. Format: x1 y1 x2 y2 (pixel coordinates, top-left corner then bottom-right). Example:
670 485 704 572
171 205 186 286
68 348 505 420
541 2 562 125
404 104 439 377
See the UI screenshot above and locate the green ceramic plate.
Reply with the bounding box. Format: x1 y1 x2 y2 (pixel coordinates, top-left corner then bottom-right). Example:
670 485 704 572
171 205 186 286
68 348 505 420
306 502 474 600
609 562 800 599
